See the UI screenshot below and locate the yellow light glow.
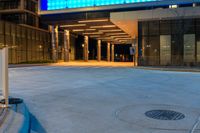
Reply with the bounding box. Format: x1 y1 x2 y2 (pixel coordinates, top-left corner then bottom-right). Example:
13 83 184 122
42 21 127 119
72 29 96 32
83 32 103 35
73 29 85 32
106 33 127 36
116 38 131 40
97 37 111 40
60 24 86 27
100 29 122 32
89 35 101 38
90 25 116 28
78 19 109 23
110 35 130 38
85 29 96 31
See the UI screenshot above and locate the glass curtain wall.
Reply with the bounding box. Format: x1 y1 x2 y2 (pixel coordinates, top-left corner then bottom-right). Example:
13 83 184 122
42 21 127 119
0 20 51 64
139 19 200 66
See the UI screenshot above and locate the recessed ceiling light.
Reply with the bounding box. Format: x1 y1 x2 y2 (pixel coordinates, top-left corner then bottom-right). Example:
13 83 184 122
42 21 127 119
85 29 96 31
106 33 127 35
100 29 122 32
90 25 116 28
83 32 103 35
73 29 85 32
78 19 109 23
60 24 86 27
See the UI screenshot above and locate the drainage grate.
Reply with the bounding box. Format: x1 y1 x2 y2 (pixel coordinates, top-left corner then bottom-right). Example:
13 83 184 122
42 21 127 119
145 110 185 120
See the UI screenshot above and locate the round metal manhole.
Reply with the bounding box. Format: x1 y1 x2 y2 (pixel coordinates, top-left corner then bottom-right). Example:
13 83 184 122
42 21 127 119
0 98 23 105
145 110 185 120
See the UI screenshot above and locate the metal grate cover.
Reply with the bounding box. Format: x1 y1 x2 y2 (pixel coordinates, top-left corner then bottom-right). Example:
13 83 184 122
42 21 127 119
145 110 185 120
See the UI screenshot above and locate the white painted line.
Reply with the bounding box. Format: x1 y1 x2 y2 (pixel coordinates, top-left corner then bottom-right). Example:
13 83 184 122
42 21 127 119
190 115 200 133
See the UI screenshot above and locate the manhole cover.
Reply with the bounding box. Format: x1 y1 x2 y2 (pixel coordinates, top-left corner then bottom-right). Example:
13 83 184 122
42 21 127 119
0 98 23 105
145 110 185 120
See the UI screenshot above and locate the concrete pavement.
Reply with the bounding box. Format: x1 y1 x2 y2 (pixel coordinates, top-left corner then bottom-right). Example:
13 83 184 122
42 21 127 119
8 66 200 133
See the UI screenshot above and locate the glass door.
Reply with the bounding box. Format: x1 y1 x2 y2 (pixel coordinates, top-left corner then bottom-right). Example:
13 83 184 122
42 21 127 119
160 35 171 65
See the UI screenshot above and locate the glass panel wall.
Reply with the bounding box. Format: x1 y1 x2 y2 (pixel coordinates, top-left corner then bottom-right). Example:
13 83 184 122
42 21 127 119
0 20 51 64
139 18 200 66
160 35 171 65
184 34 195 63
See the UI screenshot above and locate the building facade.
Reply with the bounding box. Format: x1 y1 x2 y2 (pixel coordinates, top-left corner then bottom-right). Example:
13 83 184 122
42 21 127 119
0 0 51 64
38 0 200 66
0 0 39 27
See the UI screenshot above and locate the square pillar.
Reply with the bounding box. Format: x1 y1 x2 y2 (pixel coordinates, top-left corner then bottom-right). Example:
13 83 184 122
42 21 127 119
50 25 59 62
132 37 138 66
20 0 25 9
107 42 111 62
84 36 89 61
64 30 70 62
111 43 115 62
97 40 101 62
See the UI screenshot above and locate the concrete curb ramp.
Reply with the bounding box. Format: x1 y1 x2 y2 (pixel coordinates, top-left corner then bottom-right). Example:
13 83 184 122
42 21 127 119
0 102 30 133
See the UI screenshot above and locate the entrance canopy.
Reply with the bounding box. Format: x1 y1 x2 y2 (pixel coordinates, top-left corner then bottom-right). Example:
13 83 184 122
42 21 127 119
38 0 198 43
59 19 133 44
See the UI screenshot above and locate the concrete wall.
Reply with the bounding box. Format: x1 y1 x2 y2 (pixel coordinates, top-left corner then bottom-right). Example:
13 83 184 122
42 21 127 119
111 7 200 21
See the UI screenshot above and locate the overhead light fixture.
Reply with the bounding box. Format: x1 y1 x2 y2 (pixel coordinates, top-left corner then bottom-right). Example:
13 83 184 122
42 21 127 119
90 25 116 28
117 38 131 39
97 37 111 40
110 35 130 38
85 29 96 31
78 19 109 23
89 35 101 38
60 24 86 28
106 33 127 36
83 32 102 35
73 29 85 32
100 29 122 32
72 29 96 32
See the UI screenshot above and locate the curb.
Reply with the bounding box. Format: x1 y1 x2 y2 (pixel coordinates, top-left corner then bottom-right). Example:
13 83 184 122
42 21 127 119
134 67 200 73
0 102 30 133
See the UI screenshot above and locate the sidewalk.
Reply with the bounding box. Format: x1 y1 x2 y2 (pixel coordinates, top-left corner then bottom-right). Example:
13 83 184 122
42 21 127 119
9 63 52 68
135 66 200 72
8 62 200 72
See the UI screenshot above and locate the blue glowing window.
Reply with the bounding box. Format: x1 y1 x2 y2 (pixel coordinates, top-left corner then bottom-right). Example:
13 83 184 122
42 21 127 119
41 0 160 11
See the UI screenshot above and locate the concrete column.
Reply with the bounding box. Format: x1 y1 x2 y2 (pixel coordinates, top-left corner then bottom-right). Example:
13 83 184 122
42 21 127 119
0 47 9 107
84 36 89 61
64 30 70 62
97 40 101 62
107 42 111 62
132 37 138 66
135 38 138 66
51 25 59 62
111 43 115 62
20 0 25 9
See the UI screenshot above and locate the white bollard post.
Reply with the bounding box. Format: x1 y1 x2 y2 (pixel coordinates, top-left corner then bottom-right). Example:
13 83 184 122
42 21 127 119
0 47 9 107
